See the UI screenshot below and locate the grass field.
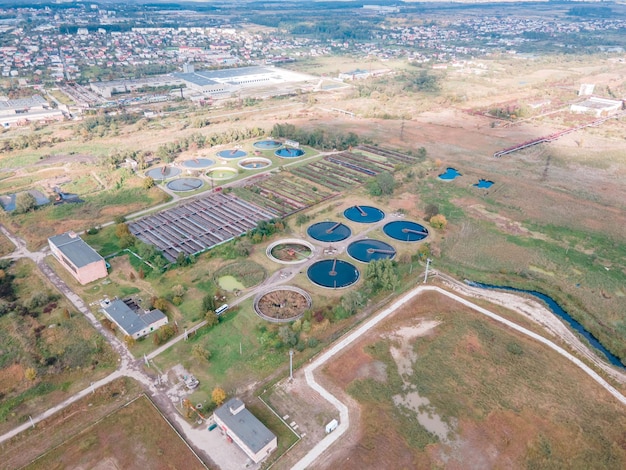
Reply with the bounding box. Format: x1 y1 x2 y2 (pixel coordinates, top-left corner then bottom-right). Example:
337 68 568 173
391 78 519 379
0 259 116 435
25 393 206 470
1 377 142 470
323 290 626 469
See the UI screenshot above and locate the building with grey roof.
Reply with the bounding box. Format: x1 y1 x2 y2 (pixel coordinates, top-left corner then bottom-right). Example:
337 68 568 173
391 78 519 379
48 231 108 285
213 398 277 464
101 298 169 339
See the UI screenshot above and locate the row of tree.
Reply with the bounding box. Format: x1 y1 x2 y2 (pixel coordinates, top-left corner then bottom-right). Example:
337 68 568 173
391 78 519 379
155 127 265 163
270 123 358 151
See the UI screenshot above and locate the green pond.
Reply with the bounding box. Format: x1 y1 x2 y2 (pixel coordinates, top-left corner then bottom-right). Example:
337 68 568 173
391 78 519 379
218 275 245 291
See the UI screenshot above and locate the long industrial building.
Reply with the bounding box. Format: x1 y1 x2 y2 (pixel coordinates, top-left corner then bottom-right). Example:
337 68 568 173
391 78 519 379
89 65 315 100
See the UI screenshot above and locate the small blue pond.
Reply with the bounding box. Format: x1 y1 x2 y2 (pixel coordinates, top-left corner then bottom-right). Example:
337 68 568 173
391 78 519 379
348 239 396 263
474 179 494 189
217 149 247 159
344 205 385 223
468 281 625 368
307 259 360 289
383 221 429 242
275 148 304 158
438 167 461 181
307 221 352 242
253 140 282 150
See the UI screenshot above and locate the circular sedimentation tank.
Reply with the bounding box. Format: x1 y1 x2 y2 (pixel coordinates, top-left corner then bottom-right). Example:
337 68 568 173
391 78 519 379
275 148 304 158
383 221 429 242
307 221 351 243
166 178 203 192
307 259 360 289
347 239 396 263
207 167 237 180
266 239 315 264
238 157 272 170
145 166 181 181
343 205 385 223
253 140 282 150
217 149 247 159
182 158 214 169
254 286 312 323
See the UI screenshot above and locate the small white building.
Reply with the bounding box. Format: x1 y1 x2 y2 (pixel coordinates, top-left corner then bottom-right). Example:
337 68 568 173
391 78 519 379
570 97 623 117
213 398 277 464
102 298 168 339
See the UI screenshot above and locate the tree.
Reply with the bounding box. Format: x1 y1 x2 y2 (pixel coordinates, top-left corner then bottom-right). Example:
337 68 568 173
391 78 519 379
172 284 185 298
365 259 399 293
279 325 298 346
124 335 136 347
152 297 168 312
417 243 431 260
143 176 155 189
341 290 364 316
115 223 131 239
192 344 211 361
176 251 188 266
205 311 219 328
202 294 216 313
424 204 439 220
14 192 37 214
430 214 448 230
212 387 227 406
376 171 395 195
367 179 382 197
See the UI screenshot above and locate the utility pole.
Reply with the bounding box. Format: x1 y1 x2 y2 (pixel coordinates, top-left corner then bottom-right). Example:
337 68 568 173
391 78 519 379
400 119 405 141
289 349 294 381
423 258 432 284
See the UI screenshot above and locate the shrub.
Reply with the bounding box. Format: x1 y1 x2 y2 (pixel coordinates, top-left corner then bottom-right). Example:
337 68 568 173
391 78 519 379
24 367 37 381
430 214 448 230
212 387 226 406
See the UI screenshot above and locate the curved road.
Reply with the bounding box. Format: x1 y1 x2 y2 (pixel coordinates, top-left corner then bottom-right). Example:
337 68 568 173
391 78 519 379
291 283 626 470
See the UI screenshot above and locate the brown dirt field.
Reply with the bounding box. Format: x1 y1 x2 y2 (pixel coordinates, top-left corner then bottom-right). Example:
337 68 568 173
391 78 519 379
22 393 206 470
1 378 143 470
318 290 626 469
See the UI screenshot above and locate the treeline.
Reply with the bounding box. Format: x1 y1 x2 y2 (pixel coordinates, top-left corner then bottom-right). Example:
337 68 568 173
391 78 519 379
0 133 64 152
290 21 375 41
271 123 358 151
355 70 441 100
568 6 613 18
156 127 265 163
76 113 142 139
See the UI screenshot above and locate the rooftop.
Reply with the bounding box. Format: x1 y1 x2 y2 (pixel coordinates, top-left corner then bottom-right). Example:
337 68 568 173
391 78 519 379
214 398 276 453
102 299 166 336
48 231 104 268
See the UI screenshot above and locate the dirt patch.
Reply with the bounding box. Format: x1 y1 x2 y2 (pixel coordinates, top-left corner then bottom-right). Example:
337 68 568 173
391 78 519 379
0 363 25 394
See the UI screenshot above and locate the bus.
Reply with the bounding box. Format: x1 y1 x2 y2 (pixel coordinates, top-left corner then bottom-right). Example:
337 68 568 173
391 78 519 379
215 304 229 316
